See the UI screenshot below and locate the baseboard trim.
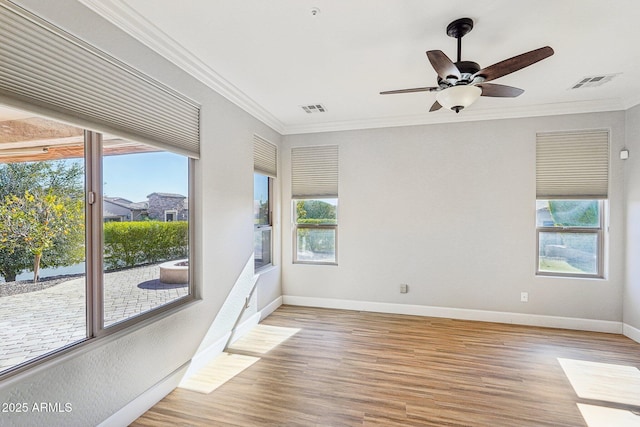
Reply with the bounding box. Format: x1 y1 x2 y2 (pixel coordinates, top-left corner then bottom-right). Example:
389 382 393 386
229 311 261 344
182 297 281 381
623 323 640 344
183 311 261 381
282 295 623 334
182 332 230 380
260 296 283 321
98 362 189 427
100 295 282 425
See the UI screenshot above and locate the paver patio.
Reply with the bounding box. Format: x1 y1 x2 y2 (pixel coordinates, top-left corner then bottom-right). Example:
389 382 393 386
0 264 188 372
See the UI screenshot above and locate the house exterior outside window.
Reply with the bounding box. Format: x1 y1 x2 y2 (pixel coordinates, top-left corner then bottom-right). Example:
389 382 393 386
0 107 194 376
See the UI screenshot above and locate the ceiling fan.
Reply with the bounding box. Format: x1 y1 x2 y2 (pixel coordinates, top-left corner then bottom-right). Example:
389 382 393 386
380 18 554 113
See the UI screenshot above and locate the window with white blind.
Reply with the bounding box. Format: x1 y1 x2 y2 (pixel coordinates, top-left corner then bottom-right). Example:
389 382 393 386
0 2 197 378
535 130 609 277
254 135 276 270
291 145 338 264
0 104 194 377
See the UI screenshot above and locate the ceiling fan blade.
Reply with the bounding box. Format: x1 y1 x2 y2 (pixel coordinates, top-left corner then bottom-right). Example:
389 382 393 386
477 83 524 97
426 50 461 81
380 86 439 95
473 46 554 82
429 101 442 112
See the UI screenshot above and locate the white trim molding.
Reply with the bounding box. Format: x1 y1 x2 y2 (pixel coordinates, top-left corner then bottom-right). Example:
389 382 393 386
98 362 188 427
77 0 630 136
282 295 623 334
623 323 640 344
182 296 281 381
282 98 626 135
99 296 283 427
228 312 261 345
78 0 285 134
260 296 283 321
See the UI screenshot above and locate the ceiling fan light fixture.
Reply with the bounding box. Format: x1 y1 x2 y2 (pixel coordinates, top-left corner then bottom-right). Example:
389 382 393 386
436 85 481 113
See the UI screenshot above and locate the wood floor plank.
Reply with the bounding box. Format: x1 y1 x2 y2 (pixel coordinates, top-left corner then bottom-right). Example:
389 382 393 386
132 306 640 426
179 352 260 394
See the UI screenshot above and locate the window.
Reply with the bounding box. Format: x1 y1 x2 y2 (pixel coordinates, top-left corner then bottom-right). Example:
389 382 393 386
294 199 338 264
0 114 86 373
0 107 194 376
102 140 190 328
253 135 277 270
165 210 177 222
291 145 339 264
536 130 609 278
536 200 604 277
0 3 199 377
254 173 272 269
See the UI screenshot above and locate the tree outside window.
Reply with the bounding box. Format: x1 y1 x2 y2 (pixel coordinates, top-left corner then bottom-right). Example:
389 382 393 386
294 199 337 264
0 161 84 283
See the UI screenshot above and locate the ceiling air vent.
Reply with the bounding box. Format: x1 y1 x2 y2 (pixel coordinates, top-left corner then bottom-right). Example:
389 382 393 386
301 104 327 114
570 74 619 89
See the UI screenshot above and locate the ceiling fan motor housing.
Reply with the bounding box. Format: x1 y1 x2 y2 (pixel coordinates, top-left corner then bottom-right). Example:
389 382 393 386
455 61 480 76
437 61 481 86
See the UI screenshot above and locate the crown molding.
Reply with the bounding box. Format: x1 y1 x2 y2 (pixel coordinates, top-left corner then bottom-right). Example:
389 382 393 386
78 0 286 134
76 0 630 137
281 98 627 135
623 95 640 112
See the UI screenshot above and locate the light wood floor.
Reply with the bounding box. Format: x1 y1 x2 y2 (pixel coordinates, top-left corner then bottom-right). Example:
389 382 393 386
132 305 640 426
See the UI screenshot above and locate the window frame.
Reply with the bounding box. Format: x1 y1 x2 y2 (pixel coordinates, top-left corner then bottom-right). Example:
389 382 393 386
164 210 178 222
254 173 273 271
535 199 605 279
292 198 338 265
0 127 195 379
91 131 195 336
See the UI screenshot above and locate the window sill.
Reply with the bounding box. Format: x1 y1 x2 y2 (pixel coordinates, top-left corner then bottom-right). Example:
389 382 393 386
255 264 278 275
293 261 338 266
535 272 606 281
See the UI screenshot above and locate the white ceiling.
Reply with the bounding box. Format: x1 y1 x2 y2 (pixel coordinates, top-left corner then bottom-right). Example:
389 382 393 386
79 0 640 135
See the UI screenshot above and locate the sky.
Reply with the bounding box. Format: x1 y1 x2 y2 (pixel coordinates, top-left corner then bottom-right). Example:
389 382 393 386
254 173 269 203
103 151 188 202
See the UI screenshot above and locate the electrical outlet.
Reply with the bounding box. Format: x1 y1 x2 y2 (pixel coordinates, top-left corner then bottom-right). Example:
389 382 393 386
520 292 529 303
400 284 408 294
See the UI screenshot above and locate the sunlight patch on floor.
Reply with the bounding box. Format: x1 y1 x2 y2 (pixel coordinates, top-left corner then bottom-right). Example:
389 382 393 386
227 324 301 355
179 352 259 394
558 358 640 406
577 404 640 427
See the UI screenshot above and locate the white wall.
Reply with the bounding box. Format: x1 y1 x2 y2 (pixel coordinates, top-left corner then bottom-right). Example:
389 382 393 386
0 1 281 425
282 112 626 324
624 104 640 332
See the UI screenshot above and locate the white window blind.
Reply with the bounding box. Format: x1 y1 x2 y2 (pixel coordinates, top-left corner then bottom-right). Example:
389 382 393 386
291 145 338 198
253 135 277 177
536 130 609 199
0 1 200 158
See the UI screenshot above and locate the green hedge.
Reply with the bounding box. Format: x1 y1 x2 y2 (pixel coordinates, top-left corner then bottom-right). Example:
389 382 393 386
297 218 337 225
103 221 188 270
